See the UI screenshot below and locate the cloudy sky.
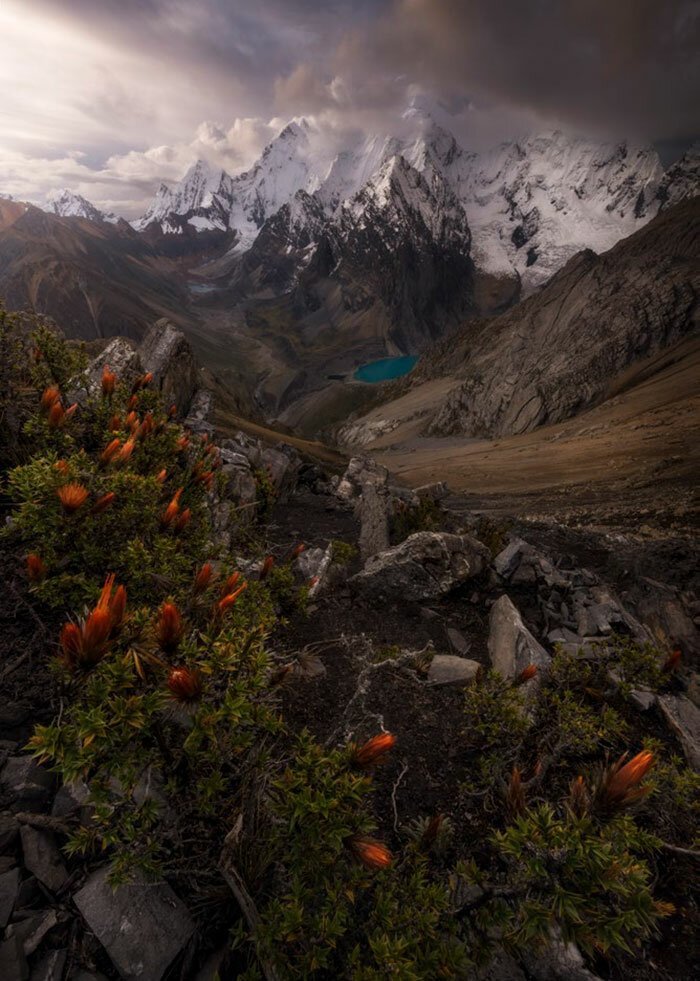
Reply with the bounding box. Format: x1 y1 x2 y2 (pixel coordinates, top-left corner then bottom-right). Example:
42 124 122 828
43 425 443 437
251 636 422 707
1 0 698 217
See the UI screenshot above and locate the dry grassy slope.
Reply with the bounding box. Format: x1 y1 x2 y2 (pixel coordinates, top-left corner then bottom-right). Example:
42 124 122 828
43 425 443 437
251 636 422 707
369 335 700 530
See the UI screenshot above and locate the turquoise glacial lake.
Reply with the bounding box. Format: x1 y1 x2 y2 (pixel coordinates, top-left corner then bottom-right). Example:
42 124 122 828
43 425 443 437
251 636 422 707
354 356 419 383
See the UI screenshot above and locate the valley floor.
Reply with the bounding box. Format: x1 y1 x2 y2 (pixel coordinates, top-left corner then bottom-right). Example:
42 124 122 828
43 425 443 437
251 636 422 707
349 337 700 536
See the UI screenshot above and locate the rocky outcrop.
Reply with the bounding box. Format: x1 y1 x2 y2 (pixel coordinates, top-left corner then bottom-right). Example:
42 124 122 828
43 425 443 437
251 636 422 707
414 198 700 438
351 531 488 601
488 595 551 680
139 319 199 415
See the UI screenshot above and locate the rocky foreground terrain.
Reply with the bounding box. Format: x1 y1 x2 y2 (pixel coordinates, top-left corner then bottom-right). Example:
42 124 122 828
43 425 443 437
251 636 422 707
0 319 698 980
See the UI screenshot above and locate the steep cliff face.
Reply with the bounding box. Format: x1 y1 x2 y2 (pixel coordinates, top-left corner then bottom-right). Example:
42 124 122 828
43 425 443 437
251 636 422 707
413 197 699 438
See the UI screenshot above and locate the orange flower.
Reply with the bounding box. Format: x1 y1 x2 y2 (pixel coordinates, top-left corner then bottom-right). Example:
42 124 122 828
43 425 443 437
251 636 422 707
26 553 46 582
100 438 122 464
109 413 122 431
91 492 115 515
101 365 117 396
173 507 191 533
193 563 214 595
54 460 70 475
662 649 681 673
167 666 202 702
347 835 392 870
80 608 112 664
136 412 154 440
57 483 89 514
161 489 183 528
40 386 60 411
217 582 248 614
127 394 139 410
350 732 396 768
115 438 136 464
259 556 275 581
176 435 189 452
168 404 177 418
599 751 654 812
156 469 167 484
58 622 83 669
124 411 138 431
568 775 589 818
515 664 538 685
220 571 240 595
157 602 184 653
142 371 153 386
291 543 305 559
47 401 65 428
96 573 127 633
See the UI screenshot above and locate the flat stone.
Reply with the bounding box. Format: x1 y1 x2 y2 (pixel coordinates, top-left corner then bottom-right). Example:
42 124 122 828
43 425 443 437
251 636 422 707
414 481 448 502
0 867 20 928
488 595 551 681
493 539 527 578
629 688 657 712
13 908 58 956
428 655 481 686
20 828 68 893
1 758 54 812
74 866 195 981
52 780 90 819
446 627 470 656
351 532 489 602
29 948 67 981
0 934 29 981
658 695 700 771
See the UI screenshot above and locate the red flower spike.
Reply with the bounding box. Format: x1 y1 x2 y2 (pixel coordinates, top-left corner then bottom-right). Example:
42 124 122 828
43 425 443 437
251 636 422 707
80 608 112 664
157 602 184 653
54 460 70 475
40 386 60 412
63 403 78 422
350 732 396 768
127 395 139 411
217 582 248 614
109 413 122 431
109 585 127 632
193 563 214 595
161 489 183 528
141 372 153 386
515 664 538 685
176 435 189 452
291 543 305 559
167 666 202 702
91 492 115 515
100 438 121 464
57 483 89 514
156 469 167 484
598 751 655 813
47 402 65 428
173 507 191 533
58 622 82 669
220 571 239 595
27 553 46 582
347 835 393 870
168 404 177 418
259 556 275 581
116 438 136 464
101 365 117 396
662 649 681 673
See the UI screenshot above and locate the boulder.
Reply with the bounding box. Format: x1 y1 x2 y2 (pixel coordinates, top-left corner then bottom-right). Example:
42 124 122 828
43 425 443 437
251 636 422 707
493 539 528 578
351 532 489 602
488 595 551 680
414 481 449 502
358 483 390 561
0 757 55 812
658 695 700 771
427 655 480 686
261 445 300 502
20 827 68 893
72 338 142 403
0 935 28 981
183 389 214 436
336 456 388 501
74 866 195 981
138 320 198 416
0 812 19 850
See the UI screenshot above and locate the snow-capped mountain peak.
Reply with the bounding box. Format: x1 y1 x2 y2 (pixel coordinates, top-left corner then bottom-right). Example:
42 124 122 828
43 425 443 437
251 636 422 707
45 189 118 224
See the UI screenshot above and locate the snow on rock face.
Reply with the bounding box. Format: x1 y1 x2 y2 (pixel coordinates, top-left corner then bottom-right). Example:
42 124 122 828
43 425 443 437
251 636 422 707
45 189 118 224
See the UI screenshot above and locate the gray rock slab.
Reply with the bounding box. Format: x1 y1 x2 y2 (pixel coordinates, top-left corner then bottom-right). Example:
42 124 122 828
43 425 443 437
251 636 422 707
488 595 551 680
20 828 68 893
0 867 20 928
428 655 480 686
658 695 700 771
74 866 195 980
